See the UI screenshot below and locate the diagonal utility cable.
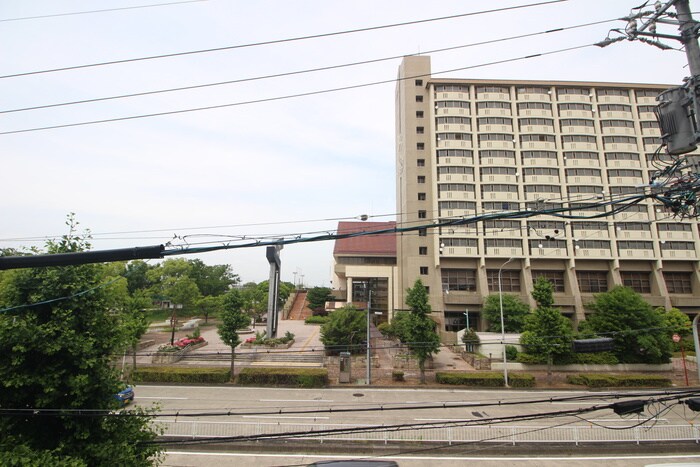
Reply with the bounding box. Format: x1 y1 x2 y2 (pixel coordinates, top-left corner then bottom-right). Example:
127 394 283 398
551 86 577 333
0 43 593 135
0 0 567 79
0 0 207 22
0 18 615 114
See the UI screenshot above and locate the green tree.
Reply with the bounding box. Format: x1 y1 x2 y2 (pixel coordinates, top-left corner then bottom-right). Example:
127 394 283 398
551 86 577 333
188 259 239 296
122 260 154 294
217 289 250 381
196 294 225 324
240 282 267 326
462 328 480 353
0 216 161 465
307 286 333 313
404 279 441 384
482 294 530 333
520 277 573 381
659 307 693 352
585 286 672 363
320 305 366 354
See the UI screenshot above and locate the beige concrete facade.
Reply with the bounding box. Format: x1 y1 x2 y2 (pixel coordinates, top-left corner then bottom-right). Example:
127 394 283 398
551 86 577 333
396 55 700 332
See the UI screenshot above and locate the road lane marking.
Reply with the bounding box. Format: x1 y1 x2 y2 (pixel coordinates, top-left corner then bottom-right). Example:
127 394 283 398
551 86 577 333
137 396 188 400
241 415 329 420
259 399 334 402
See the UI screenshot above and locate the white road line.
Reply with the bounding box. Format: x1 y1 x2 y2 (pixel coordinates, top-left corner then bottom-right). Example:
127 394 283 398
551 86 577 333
241 415 329 420
258 399 333 402
166 451 700 462
137 396 188 400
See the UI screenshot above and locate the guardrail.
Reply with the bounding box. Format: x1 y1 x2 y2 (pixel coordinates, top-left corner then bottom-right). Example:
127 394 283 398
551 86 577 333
159 420 700 446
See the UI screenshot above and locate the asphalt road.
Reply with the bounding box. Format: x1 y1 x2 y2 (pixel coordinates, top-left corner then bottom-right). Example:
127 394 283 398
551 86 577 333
133 385 700 466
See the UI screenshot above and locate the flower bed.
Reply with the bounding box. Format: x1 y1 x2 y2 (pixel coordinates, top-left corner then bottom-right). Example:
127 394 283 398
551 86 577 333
152 339 208 364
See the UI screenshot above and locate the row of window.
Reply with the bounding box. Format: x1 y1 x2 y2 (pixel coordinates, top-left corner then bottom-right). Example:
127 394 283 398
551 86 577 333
434 221 693 234
436 200 659 213
431 84 659 99
437 117 658 130
433 133 660 146
435 149 664 163
439 269 692 294
432 100 659 114
440 238 696 251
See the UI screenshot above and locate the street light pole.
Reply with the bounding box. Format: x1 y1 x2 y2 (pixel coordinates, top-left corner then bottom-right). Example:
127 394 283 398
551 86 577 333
366 289 372 385
498 257 515 387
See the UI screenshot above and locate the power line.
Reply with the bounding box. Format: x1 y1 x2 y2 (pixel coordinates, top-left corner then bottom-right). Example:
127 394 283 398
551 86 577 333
0 18 616 115
0 43 593 136
0 1 567 79
0 0 208 22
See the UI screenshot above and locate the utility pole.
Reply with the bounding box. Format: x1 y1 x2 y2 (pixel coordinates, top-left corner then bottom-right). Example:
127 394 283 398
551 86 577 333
366 289 372 385
675 0 700 134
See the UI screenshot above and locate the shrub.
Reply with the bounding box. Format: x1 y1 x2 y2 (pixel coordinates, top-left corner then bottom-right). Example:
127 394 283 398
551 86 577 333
134 366 230 383
435 372 535 388
237 368 329 388
392 370 405 382
305 315 330 325
566 373 672 388
516 353 547 364
505 345 518 361
377 322 392 337
556 352 619 365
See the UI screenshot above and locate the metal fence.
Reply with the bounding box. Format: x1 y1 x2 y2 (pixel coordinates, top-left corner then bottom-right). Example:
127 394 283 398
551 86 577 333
159 420 700 446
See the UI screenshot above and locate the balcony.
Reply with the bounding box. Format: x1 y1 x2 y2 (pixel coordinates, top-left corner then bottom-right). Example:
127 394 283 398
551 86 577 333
615 230 652 240
617 248 656 259
559 109 594 119
478 124 513 133
529 246 568 258
523 174 560 184
565 176 603 185
602 127 635 136
598 110 633 119
603 142 638 152
560 126 595 135
438 173 474 183
440 246 479 257
476 91 510 101
520 124 555 134
438 191 476 201
523 157 558 167
574 247 612 258
437 140 473 149
437 156 474 166
597 94 631 105
520 141 557 151
479 157 516 166
565 158 600 167
661 249 697 259
438 123 472 132
485 248 523 258
477 108 512 117
517 108 553 118
562 141 597 151
658 230 694 241
443 291 483 305
436 107 470 117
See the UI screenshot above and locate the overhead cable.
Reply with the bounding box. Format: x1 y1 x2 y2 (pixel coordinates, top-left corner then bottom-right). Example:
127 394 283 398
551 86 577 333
0 1 567 79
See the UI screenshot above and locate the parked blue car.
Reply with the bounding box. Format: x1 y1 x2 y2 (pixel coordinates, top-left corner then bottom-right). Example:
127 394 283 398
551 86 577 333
113 385 134 406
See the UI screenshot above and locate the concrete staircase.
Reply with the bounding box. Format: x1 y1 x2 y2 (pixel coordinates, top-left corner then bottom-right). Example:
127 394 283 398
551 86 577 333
288 291 312 320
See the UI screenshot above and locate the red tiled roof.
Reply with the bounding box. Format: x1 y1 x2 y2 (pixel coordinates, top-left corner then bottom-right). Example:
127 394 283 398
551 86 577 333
333 221 396 256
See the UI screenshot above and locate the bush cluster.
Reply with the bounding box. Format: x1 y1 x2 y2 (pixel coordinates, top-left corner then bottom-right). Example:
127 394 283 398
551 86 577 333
305 315 330 325
566 373 672 388
516 352 619 365
435 372 535 388
237 368 329 388
134 366 230 383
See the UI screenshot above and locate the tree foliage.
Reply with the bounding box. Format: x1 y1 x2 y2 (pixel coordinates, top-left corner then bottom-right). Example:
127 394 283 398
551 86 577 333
584 286 671 363
482 294 530 333
307 286 333 312
404 279 440 383
520 277 573 361
320 305 366 354
217 289 251 380
188 259 239 296
0 215 161 465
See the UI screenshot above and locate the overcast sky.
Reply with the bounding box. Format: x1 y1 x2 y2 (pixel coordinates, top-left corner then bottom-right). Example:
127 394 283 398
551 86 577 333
0 0 690 286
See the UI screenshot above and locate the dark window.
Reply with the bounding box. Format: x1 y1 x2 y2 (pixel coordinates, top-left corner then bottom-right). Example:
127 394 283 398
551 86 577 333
657 223 692 232
617 241 653 250
517 102 552 110
417 158 425 167
476 86 509 94
600 119 634 128
532 271 565 292
661 241 695 250
418 228 427 236
664 272 692 294
417 175 426 183
416 111 424 118
439 116 472 125
437 101 470 108
599 104 632 112
418 193 426 201
419 246 428 255
441 238 478 247
597 88 628 97
636 89 659 98
418 210 427 219
521 134 556 143
415 79 423 86
577 271 608 293
417 143 425 150
621 271 651 293
560 119 594 127
435 84 469 92
562 135 597 144
438 149 474 158
605 152 639 161
557 88 590 96
416 95 424 103
522 150 557 160
559 103 592 111
477 101 510 109
603 135 637 145
416 126 424 134
419 266 429 275
564 151 598 160
486 270 520 292
442 269 477 291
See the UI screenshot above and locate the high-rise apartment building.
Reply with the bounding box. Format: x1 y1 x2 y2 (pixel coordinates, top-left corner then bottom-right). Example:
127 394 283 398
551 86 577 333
396 55 700 332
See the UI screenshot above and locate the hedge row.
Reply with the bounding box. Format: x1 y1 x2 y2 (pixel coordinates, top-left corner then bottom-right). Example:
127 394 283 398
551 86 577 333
134 366 230 383
237 367 329 388
566 373 672 388
516 352 619 365
436 372 535 388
